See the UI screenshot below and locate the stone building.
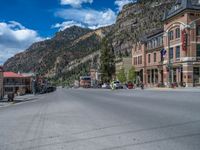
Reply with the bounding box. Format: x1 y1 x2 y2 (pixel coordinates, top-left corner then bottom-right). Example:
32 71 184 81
132 0 200 87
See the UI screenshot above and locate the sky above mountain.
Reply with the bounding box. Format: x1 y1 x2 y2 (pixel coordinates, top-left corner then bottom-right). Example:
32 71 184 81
0 0 136 65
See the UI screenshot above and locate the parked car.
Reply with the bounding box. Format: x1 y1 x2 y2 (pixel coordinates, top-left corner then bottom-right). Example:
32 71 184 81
102 83 111 89
127 81 134 89
113 81 123 89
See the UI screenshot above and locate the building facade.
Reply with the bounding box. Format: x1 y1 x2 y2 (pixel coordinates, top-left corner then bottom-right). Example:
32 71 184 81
132 0 200 87
0 66 3 99
3 72 32 95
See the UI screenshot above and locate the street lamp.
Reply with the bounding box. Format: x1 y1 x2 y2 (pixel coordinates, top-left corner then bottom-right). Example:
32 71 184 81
163 31 172 87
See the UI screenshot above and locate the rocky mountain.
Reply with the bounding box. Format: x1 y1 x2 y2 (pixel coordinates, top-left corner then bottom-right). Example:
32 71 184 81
4 26 110 81
4 0 176 84
110 0 175 55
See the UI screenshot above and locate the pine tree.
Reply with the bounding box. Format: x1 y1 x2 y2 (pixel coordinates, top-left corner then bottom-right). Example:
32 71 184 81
100 38 116 83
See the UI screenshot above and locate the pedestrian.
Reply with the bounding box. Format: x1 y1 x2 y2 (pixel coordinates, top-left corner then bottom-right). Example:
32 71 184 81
140 81 144 90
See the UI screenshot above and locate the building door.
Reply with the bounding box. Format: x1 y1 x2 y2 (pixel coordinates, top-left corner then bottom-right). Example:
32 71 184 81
172 68 177 83
193 67 200 86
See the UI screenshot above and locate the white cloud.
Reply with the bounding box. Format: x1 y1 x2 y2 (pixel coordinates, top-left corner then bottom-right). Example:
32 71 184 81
115 0 135 11
52 20 86 31
55 8 116 29
0 21 43 64
60 0 93 8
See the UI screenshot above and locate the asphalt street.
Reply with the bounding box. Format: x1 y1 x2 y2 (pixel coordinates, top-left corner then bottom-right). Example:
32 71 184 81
0 88 200 150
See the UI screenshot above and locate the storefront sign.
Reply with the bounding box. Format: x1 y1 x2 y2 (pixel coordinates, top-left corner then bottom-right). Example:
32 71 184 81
182 29 187 51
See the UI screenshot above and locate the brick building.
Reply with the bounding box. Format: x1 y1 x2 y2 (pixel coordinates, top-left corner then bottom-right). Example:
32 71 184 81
0 66 3 99
132 0 200 87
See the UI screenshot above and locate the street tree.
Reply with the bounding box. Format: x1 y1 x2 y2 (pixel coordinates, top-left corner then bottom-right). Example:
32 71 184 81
117 68 127 83
100 38 116 83
128 66 136 82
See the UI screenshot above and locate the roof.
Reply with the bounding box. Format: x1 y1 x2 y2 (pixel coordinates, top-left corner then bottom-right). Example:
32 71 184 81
163 0 200 21
3 72 31 78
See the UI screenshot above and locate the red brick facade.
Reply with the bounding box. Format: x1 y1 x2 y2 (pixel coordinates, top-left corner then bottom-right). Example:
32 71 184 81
132 0 200 87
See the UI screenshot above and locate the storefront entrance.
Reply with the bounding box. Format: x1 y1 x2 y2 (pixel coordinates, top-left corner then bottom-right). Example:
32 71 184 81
194 67 200 86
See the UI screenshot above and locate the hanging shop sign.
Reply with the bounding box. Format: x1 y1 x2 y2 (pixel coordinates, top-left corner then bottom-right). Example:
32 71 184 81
182 29 187 51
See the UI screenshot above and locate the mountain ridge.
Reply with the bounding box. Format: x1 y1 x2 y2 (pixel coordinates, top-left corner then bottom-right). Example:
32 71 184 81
3 0 176 84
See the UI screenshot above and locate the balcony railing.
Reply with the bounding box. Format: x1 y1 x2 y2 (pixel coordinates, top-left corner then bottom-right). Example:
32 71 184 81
4 82 30 86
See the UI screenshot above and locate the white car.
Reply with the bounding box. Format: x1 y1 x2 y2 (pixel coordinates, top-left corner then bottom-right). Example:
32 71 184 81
102 83 111 89
113 81 123 89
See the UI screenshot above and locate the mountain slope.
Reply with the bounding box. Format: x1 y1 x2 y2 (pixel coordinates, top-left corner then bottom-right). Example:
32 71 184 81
111 0 175 55
4 26 110 79
4 0 176 84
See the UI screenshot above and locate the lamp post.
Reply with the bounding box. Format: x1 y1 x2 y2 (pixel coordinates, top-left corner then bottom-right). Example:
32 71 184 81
167 32 172 87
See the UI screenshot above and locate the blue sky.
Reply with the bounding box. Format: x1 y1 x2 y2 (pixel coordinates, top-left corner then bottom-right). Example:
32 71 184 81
0 0 136 64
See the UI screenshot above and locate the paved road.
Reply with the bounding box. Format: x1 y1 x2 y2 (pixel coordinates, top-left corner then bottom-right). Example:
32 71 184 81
0 88 200 150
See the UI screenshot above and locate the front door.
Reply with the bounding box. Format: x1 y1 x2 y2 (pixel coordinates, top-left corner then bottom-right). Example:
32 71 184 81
194 67 200 86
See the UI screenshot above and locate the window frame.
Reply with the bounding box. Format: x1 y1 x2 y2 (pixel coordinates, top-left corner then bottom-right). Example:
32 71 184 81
176 46 180 59
169 47 174 60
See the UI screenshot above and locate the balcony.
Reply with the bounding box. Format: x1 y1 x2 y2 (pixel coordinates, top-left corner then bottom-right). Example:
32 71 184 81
4 82 30 87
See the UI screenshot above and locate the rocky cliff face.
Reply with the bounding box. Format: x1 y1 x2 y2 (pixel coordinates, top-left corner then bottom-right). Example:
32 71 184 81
4 26 110 78
4 0 176 83
111 0 175 55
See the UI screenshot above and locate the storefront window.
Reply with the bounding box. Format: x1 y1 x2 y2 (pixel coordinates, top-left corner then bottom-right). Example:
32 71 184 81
197 44 200 57
176 46 180 59
194 67 200 86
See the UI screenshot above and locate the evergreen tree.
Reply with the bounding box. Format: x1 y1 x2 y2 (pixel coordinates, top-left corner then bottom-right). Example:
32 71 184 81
128 66 136 82
117 68 127 83
100 38 116 83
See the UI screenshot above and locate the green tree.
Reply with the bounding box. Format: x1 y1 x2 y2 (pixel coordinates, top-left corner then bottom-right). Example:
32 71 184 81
117 68 127 83
128 66 136 82
100 38 116 83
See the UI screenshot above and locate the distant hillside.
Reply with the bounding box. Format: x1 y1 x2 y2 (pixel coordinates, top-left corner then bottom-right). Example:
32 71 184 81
4 0 176 84
4 26 111 81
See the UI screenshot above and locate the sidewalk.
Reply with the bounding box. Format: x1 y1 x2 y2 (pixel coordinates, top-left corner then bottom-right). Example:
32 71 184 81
0 94 39 108
145 87 200 92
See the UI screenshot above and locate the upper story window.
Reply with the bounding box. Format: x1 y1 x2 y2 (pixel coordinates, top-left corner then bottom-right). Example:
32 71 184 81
148 54 151 63
174 4 180 10
175 28 180 38
158 36 163 46
169 31 174 41
169 47 174 59
138 56 142 65
154 53 157 62
197 44 200 57
176 46 180 59
197 25 200 36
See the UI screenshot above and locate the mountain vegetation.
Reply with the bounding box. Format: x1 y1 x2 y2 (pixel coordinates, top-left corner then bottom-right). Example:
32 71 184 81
3 0 176 85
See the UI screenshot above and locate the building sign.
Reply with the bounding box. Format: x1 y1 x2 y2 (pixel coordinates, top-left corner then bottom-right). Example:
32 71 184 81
182 29 187 51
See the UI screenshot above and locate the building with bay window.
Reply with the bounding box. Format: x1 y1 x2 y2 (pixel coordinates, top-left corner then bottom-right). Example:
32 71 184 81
132 0 200 87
